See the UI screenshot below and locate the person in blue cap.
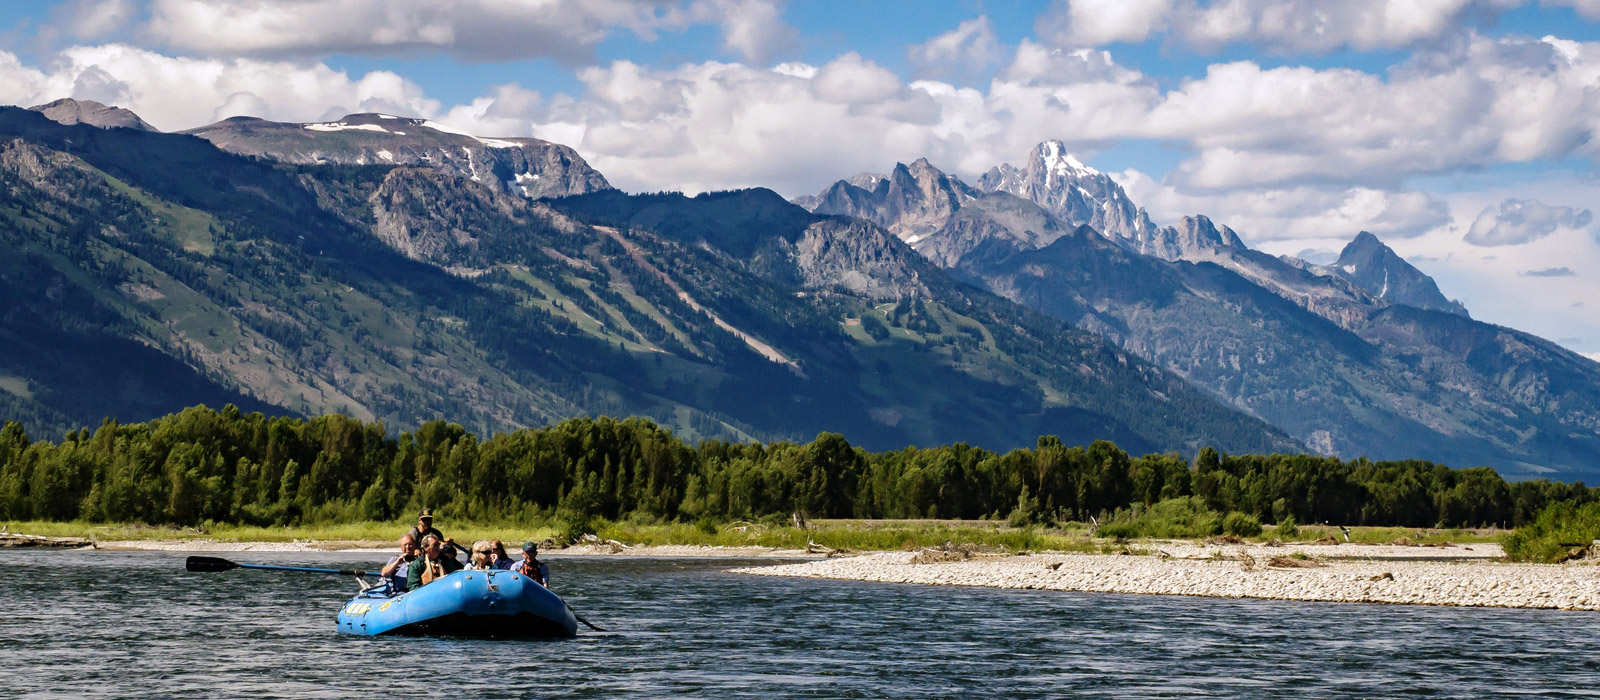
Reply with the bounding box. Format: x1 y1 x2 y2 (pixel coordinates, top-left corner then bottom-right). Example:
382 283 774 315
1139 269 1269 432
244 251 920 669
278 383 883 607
511 541 549 586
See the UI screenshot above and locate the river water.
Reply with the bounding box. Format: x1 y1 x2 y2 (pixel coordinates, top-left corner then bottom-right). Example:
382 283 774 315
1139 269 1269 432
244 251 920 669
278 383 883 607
1 549 1596 698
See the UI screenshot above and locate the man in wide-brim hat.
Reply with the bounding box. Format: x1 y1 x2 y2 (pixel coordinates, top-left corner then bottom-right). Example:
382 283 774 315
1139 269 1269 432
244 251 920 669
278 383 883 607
405 508 452 554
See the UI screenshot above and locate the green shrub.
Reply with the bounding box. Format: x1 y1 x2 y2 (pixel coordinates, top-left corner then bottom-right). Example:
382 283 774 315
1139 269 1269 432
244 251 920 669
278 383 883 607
1275 514 1300 540
560 515 598 544
1007 485 1043 527
1503 501 1600 563
1222 511 1262 537
1097 497 1223 539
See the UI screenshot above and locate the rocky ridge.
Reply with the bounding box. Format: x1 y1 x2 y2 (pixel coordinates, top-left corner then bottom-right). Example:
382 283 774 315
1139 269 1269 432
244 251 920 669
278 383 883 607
29 98 157 132
183 112 611 200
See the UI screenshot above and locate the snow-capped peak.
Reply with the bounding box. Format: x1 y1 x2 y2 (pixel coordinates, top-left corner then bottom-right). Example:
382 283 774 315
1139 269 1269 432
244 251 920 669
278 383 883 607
1040 140 1100 182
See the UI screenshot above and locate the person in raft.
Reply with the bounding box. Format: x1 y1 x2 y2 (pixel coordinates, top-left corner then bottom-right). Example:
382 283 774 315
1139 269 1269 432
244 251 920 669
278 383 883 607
511 541 549 586
406 508 453 553
467 540 494 570
407 533 463 589
489 540 515 571
378 533 419 593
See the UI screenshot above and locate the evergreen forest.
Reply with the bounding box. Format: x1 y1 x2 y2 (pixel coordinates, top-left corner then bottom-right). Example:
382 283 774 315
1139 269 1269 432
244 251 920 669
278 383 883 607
1 404 1592 531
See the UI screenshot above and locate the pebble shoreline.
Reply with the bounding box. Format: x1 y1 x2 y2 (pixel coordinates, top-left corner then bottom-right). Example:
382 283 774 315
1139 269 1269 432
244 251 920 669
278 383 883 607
729 543 1600 611
88 539 818 557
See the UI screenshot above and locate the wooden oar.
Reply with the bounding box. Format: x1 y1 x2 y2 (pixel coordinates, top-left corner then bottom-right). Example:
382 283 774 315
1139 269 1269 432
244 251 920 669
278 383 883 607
565 602 607 632
185 555 381 577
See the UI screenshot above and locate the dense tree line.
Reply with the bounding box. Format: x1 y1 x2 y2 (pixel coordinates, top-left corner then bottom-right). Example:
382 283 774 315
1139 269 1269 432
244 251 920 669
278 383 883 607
0 405 1593 529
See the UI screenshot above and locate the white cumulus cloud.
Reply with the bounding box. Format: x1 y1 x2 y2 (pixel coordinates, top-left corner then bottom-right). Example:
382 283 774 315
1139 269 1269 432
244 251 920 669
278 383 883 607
1035 0 1494 54
1138 35 1600 190
1465 198 1594 246
908 16 1003 81
0 44 439 131
61 0 138 39
1113 169 1452 241
141 0 796 63
1035 0 1177 47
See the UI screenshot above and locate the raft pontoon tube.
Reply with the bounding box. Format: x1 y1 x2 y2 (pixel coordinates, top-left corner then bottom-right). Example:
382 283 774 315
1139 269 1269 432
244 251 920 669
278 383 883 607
337 569 577 638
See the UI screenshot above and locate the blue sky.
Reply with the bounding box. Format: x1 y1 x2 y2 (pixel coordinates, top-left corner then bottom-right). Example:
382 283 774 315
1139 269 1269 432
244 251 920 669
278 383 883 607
2 0 1600 358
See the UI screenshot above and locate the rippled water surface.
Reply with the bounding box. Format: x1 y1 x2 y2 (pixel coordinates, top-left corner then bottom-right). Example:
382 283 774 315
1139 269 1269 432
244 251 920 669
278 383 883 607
2 549 1598 698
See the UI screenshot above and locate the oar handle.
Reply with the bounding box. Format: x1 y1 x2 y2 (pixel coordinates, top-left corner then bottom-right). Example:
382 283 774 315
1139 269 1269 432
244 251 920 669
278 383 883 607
238 562 382 577
185 555 379 577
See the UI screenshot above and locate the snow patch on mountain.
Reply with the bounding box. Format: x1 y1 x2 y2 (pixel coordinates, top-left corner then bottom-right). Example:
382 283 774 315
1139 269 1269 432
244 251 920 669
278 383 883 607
305 122 391 133
421 120 472 137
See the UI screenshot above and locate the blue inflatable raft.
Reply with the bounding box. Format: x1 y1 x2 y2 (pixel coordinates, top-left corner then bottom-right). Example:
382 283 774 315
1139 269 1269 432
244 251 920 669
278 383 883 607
337 569 577 638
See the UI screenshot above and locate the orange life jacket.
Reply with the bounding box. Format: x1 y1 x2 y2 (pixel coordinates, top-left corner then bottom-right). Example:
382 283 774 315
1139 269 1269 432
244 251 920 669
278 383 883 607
421 557 446 584
516 558 546 586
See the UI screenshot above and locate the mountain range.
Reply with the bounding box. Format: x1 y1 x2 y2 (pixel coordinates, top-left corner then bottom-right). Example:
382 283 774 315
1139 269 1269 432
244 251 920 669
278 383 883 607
800 140 1600 479
0 99 1295 460
2 98 1597 480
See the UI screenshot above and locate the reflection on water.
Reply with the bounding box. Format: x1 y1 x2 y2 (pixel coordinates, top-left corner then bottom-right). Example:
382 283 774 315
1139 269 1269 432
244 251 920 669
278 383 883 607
1 550 1597 698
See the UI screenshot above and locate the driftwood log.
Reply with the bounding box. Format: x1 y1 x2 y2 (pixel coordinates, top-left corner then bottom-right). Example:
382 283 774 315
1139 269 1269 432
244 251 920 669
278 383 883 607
0 533 91 548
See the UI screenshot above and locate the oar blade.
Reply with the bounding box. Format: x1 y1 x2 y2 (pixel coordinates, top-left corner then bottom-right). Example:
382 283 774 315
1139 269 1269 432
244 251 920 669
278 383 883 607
564 603 607 632
185 555 240 573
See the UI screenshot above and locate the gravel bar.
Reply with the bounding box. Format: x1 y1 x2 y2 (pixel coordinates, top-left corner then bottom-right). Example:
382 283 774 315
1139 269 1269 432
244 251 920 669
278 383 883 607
729 548 1600 611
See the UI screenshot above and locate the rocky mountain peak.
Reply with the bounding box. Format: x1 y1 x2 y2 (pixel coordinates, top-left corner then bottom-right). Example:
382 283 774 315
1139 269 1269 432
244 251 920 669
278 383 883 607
789 218 929 301
1035 139 1101 182
804 158 966 245
28 98 157 132
1324 231 1469 317
846 171 886 191
1342 230 1385 256
1173 214 1243 250
975 141 1158 251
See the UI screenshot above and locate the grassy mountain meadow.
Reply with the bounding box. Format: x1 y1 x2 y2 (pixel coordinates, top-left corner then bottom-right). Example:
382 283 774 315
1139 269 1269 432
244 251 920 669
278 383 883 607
0 106 1294 456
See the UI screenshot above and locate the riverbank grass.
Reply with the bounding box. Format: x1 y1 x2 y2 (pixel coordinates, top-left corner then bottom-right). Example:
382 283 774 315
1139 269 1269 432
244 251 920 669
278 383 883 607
4 518 1504 550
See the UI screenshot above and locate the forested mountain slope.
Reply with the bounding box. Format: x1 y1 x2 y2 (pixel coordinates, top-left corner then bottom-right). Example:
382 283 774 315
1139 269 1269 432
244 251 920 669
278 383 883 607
0 106 1296 456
